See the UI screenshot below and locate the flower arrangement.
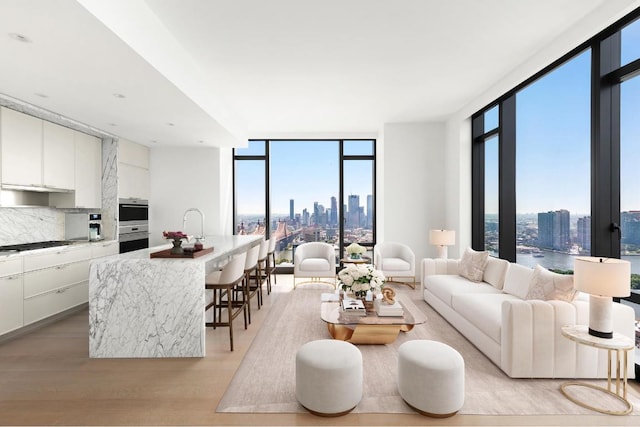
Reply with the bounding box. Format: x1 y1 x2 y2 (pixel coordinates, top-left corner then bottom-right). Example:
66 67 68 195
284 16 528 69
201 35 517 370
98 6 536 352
163 231 189 241
345 242 367 259
338 263 386 297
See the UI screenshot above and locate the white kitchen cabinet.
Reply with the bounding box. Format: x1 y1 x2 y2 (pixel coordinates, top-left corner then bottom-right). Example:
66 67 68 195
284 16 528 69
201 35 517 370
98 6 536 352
23 245 91 272
23 281 88 326
118 163 150 200
0 107 43 188
0 258 23 335
23 260 90 298
22 245 92 326
91 240 119 258
49 131 102 209
43 121 75 190
74 132 102 208
118 138 149 200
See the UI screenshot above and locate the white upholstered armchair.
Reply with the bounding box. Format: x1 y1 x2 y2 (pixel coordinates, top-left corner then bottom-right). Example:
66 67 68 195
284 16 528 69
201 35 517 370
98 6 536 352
373 242 416 289
293 242 337 289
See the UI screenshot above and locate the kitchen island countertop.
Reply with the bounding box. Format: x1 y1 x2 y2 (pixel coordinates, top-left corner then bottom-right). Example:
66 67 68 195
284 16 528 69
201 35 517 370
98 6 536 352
89 234 262 358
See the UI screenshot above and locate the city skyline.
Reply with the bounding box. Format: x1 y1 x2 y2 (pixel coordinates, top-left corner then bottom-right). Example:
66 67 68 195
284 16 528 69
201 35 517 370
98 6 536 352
236 140 373 215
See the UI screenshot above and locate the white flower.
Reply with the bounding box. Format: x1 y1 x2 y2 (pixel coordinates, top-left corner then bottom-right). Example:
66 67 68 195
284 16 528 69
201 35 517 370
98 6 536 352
338 263 386 295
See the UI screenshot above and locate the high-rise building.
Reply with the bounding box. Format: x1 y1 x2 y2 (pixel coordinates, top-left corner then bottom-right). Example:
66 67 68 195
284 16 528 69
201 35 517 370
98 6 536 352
348 195 360 228
313 202 319 226
330 196 338 226
366 195 373 229
302 208 309 226
621 211 640 246
537 209 571 251
289 199 294 220
577 216 590 252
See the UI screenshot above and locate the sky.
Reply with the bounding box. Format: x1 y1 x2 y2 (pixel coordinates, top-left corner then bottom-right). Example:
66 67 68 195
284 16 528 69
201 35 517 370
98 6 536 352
236 140 373 216
485 19 640 216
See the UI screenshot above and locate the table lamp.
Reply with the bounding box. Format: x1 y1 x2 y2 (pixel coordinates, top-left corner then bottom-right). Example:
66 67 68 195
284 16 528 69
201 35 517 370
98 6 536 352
574 257 630 339
429 229 455 259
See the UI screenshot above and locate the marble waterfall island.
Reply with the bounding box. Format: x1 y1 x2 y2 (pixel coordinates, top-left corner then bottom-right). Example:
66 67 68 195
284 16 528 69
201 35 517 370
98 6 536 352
89 235 262 358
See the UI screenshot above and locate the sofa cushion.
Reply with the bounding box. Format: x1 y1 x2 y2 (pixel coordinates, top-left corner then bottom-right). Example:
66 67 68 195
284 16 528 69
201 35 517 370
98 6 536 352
502 263 534 300
452 293 521 344
526 264 576 302
425 274 501 308
458 248 489 282
483 257 510 290
381 257 410 271
298 258 330 272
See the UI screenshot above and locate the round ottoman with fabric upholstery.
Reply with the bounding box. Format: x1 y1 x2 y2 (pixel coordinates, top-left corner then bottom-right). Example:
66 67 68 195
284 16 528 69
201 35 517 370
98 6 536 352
397 340 465 417
295 339 363 416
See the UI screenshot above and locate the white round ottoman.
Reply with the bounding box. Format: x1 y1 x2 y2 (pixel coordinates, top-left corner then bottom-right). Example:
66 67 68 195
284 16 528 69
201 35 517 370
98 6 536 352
296 339 363 416
398 340 465 417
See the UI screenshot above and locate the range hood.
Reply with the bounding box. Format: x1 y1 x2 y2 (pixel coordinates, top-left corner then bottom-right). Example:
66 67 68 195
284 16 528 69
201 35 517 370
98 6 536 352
1 184 73 193
0 188 70 207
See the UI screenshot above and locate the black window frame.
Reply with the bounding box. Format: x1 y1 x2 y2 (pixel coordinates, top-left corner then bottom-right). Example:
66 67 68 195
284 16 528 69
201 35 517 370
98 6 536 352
233 139 377 268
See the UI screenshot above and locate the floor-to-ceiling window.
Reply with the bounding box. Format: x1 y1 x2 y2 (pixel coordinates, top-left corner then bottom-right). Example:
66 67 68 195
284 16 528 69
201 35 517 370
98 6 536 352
472 8 640 364
234 139 376 270
515 50 591 270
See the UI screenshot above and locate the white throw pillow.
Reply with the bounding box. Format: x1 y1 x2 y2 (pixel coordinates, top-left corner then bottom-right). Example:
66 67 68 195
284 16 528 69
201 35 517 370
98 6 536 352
458 248 489 282
525 264 576 302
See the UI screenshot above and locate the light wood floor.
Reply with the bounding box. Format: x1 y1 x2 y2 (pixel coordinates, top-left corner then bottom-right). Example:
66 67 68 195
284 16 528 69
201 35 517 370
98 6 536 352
0 275 638 426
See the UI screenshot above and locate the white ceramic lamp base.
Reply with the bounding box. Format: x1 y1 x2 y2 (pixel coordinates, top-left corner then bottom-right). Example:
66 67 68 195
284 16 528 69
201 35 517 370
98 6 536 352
436 245 448 259
588 294 613 339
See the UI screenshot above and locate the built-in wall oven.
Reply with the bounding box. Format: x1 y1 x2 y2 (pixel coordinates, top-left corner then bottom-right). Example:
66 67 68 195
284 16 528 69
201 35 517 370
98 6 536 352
118 198 149 253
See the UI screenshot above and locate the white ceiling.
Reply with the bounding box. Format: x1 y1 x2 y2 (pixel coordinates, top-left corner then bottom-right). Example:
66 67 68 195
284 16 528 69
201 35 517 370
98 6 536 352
0 0 636 147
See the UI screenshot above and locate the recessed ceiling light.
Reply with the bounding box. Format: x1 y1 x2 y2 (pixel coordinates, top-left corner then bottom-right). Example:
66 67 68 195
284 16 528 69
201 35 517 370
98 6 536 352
113 93 126 99
198 140 205 144
8 33 32 43
167 122 175 127
34 93 48 98
107 123 117 127
150 140 158 144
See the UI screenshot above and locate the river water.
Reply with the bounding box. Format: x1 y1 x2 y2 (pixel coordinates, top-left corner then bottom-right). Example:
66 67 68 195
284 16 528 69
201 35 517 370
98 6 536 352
517 251 640 273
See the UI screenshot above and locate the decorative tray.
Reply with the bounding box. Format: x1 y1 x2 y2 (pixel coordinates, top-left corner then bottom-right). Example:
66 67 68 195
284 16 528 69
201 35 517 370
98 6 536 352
150 247 214 259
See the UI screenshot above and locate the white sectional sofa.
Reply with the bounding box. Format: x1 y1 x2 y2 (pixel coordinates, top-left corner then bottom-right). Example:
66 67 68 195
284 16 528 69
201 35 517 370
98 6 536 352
421 256 636 379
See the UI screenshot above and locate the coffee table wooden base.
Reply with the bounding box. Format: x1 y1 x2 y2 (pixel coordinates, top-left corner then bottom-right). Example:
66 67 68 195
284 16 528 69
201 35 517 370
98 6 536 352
326 323 415 344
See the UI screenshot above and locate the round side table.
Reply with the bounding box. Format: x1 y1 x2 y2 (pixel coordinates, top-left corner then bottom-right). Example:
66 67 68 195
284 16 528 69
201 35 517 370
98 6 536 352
560 324 634 415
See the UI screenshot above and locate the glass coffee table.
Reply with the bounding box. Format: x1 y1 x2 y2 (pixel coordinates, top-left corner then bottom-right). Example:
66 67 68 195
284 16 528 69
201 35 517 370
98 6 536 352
320 295 426 344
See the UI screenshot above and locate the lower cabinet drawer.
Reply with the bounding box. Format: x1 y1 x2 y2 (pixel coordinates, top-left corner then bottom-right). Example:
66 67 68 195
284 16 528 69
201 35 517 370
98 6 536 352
23 260 90 298
23 281 88 325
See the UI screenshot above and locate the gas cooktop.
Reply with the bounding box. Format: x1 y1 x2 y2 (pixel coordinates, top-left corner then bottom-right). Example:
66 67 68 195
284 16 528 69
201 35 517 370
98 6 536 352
0 240 76 253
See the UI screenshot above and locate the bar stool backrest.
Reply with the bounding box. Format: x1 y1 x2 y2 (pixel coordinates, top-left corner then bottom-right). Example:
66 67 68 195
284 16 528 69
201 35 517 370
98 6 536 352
221 252 247 284
244 244 260 271
258 239 269 261
268 236 276 254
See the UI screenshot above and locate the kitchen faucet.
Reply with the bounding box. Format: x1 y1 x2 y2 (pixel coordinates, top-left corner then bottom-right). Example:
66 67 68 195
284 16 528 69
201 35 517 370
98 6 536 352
182 208 205 242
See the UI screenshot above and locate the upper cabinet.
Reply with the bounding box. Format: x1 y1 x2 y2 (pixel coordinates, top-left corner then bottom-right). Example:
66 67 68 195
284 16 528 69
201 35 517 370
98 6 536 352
49 132 102 209
74 132 102 208
1 107 44 188
0 107 103 208
43 121 75 190
118 138 149 200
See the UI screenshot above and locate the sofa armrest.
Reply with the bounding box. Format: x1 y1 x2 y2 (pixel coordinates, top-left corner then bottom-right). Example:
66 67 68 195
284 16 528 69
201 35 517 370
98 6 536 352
501 299 635 378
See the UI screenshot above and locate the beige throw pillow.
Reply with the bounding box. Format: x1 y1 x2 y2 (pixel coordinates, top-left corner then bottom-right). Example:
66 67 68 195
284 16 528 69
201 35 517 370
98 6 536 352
458 248 489 282
526 264 576 302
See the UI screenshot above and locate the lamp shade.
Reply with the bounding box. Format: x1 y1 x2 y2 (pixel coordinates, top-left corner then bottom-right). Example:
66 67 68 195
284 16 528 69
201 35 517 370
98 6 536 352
574 257 630 297
429 229 455 246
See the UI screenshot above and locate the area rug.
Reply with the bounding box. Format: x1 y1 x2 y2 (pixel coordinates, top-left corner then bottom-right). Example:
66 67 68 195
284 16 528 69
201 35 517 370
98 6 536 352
217 285 640 415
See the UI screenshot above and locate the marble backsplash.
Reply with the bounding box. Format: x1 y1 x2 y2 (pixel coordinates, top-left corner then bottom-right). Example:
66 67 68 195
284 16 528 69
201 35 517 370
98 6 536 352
0 207 65 245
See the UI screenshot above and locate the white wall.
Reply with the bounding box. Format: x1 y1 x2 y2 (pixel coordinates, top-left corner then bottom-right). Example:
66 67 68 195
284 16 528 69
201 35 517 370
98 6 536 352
380 122 446 262
149 146 228 246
